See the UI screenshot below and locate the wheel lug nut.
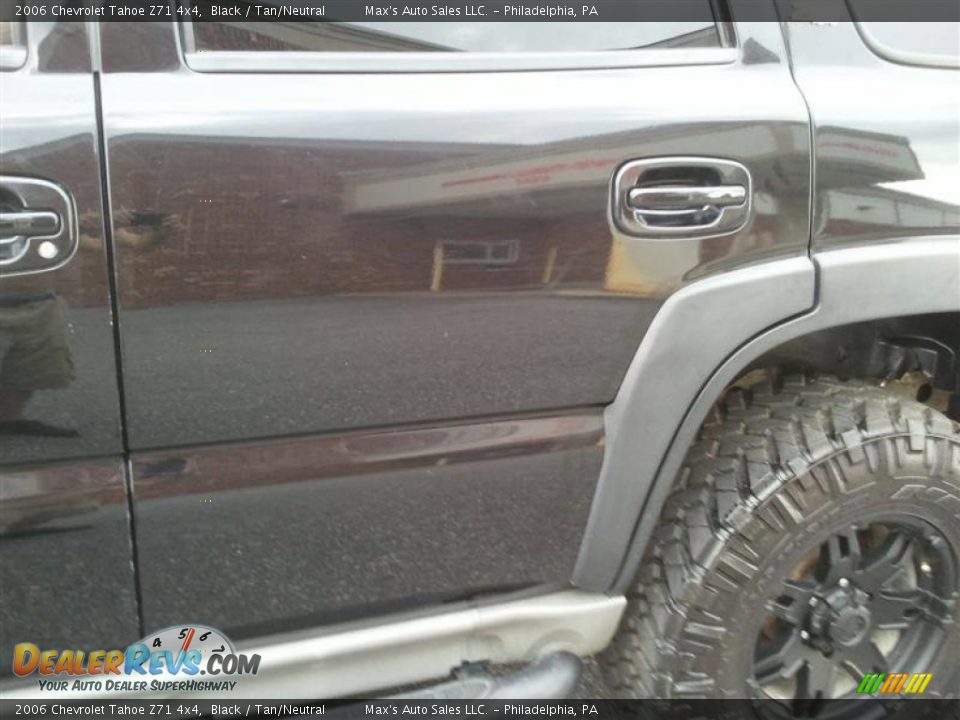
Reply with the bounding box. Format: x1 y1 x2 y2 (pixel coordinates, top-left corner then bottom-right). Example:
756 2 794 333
839 578 850 589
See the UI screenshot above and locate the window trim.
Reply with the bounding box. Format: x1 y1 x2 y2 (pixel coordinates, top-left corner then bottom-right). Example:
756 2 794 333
0 21 26 71
852 21 960 70
178 19 737 74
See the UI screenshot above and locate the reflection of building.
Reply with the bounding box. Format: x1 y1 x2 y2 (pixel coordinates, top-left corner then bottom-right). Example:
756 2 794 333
342 123 809 296
7 115 950 309
96 135 616 307
822 187 959 237
815 127 958 239
818 128 922 185
341 143 619 294
5 122 801 307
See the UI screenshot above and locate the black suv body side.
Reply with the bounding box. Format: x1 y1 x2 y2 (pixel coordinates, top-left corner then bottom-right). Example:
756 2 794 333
1 6 957 700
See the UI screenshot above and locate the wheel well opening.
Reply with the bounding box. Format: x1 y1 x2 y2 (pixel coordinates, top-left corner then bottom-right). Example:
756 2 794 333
733 312 960 420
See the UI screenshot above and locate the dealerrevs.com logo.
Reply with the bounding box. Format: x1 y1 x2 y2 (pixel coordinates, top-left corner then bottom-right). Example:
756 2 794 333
14 625 261 693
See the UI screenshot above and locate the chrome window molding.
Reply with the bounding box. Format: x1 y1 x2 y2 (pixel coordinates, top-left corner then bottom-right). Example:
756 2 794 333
852 21 960 70
0 45 26 70
182 46 740 74
0 22 26 71
177 15 739 74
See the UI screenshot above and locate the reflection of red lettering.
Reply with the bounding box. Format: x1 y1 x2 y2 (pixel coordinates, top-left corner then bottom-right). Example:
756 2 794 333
441 158 615 188
573 159 612 170
516 175 551 186
443 172 510 187
517 163 565 178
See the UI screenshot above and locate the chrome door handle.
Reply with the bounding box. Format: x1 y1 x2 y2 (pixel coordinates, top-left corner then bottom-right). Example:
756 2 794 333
0 177 77 274
626 185 747 212
611 158 753 239
0 210 61 240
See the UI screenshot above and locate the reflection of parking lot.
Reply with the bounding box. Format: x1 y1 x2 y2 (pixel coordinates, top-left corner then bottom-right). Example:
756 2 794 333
119 292 660 449
0 483 139 676
2 306 122 466
4 292 658 464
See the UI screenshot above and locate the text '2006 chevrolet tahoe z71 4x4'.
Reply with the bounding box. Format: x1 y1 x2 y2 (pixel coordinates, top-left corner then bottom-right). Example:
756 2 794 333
0 2 958 711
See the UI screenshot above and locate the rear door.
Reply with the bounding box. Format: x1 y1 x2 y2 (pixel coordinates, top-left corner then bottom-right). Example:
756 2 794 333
0 21 138 670
98 5 811 640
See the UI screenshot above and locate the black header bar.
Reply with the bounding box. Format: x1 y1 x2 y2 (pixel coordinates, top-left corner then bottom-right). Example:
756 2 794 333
1 0 958 23
1 699 959 718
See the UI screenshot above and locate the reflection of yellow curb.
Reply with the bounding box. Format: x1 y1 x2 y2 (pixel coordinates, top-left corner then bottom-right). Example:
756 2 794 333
430 244 444 292
541 246 557 286
604 235 664 297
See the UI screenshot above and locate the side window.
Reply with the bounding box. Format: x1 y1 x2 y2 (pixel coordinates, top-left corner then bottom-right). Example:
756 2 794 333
190 18 723 54
0 21 26 70
855 21 960 68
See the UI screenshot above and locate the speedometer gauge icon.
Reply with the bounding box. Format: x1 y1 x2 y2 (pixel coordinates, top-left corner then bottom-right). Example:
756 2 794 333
137 624 233 672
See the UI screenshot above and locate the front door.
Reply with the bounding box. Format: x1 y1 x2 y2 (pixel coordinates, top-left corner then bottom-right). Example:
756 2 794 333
0 21 138 672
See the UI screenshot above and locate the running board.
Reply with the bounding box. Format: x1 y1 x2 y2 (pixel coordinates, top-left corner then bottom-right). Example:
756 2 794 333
237 590 622 699
2 591 624 700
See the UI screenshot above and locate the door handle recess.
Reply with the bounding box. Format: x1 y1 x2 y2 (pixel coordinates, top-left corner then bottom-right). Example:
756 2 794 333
612 158 752 239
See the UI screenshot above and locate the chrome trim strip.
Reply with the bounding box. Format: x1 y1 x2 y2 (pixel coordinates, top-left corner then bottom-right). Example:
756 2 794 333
179 14 197 55
612 156 753 239
0 45 26 71
627 185 746 211
2 590 625 700
853 21 960 70
183 47 738 74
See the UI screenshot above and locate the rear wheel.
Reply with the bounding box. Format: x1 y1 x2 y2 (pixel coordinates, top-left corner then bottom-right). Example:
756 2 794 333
602 375 960 710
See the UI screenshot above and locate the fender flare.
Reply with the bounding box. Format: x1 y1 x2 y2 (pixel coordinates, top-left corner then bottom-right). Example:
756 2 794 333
573 236 960 592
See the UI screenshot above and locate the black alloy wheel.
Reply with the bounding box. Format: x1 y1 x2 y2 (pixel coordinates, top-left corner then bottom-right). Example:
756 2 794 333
601 375 960 718
754 519 955 707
